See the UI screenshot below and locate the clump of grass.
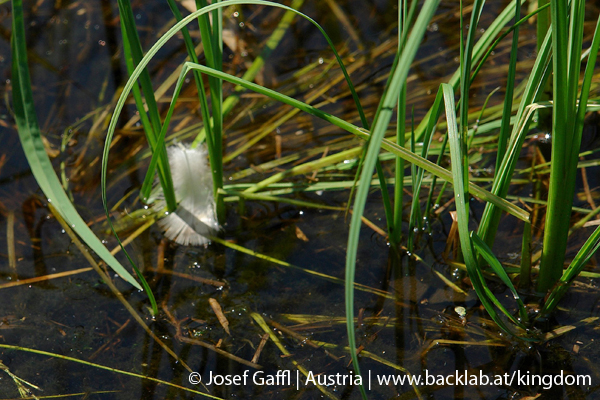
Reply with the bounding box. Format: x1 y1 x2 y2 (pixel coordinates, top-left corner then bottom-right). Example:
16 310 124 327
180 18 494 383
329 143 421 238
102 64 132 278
96 0 600 388
420 0 600 336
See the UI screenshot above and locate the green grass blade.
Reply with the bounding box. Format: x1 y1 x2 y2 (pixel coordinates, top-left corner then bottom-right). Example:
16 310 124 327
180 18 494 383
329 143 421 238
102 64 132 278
470 3 550 84
495 0 520 170
344 0 440 395
477 28 552 247
375 161 395 236
520 220 532 289
538 0 594 292
191 0 305 147
390 0 411 246
0 344 223 399
408 89 444 248
424 133 448 222
212 0 223 76
537 0 571 291
471 232 528 324
560 16 600 221
196 0 225 220
408 122 418 251
392 87 406 245
566 0 585 116
570 15 600 172
117 0 177 211
165 0 214 144
459 0 485 137
467 86 500 150
131 0 363 213
162 0 215 210
140 65 190 201
182 62 528 222
11 0 141 290
541 224 600 317
442 83 532 338
414 0 525 142
103 0 372 311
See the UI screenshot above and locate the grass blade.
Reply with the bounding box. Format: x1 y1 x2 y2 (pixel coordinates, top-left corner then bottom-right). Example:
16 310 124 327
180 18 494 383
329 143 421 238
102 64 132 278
520 220 532 289
196 0 225 220
458 0 485 138
0 344 221 398
103 0 372 311
495 0 520 170
471 232 528 324
442 83 533 338
119 0 367 220
149 0 213 204
117 0 177 211
414 0 526 142
537 0 572 291
538 1 597 292
11 0 141 290
470 3 550 84
390 0 413 246
408 90 444 249
344 0 440 395
541 224 600 317
165 0 213 149
477 28 552 247
181 62 528 222
191 0 306 148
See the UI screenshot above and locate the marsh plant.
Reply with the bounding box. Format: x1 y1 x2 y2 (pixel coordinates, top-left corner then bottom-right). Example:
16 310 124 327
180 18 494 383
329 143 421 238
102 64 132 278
10 0 600 396
103 0 600 363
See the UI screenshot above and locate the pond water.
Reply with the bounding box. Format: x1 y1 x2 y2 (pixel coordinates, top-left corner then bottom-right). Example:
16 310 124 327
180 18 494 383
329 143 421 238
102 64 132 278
1 0 600 399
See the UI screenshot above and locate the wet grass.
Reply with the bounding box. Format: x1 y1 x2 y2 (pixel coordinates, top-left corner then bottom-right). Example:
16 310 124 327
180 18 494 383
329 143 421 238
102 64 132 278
10 0 141 290
6 0 600 398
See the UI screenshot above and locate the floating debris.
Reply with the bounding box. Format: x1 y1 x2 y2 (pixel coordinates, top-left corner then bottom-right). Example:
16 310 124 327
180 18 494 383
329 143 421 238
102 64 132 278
154 144 219 246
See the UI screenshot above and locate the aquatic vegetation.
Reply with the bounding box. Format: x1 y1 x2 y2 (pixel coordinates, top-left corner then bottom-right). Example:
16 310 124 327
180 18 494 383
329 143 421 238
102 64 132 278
10 0 141 290
102 0 600 389
451 0 600 326
345 0 600 345
8 0 600 398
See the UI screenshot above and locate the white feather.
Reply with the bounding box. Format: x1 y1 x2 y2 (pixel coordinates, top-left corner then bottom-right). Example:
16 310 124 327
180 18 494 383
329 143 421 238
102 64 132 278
153 144 219 246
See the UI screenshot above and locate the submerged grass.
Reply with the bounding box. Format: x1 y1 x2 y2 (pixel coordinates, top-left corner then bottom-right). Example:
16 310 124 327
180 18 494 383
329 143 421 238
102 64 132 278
0 344 221 399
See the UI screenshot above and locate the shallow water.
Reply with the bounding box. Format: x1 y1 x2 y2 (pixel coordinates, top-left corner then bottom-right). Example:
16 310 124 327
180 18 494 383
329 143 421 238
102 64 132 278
2 0 600 399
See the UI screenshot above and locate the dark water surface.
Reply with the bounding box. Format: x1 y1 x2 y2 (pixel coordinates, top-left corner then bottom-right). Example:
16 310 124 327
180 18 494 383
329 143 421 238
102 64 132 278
2 0 600 399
